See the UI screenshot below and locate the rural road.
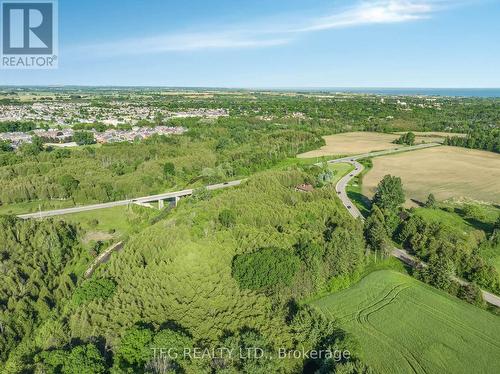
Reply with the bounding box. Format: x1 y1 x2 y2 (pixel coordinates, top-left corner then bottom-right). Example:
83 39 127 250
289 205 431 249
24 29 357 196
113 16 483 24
325 141 440 164
392 249 500 307
334 160 364 219
328 142 441 219
331 146 500 308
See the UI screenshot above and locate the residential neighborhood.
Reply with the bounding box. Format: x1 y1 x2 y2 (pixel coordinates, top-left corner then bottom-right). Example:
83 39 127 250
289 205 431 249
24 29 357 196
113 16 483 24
0 100 225 148
0 125 187 148
0 101 227 125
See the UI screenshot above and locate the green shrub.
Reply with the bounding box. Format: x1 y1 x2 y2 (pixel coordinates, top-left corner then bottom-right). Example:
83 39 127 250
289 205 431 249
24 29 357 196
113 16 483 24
457 283 484 307
218 208 236 228
72 278 116 305
232 248 300 290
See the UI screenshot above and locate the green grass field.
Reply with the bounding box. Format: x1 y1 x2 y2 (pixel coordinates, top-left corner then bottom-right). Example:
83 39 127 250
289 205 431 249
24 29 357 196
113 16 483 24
62 205 158 239
329 162 355 185
313 270 500 374
414 207 471 230
0 199 75 215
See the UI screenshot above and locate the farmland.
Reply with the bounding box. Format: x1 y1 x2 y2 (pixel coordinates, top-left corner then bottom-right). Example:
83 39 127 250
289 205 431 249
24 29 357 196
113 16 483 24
298 132 400 157
297 131 449 158
362 146 500 205
313 270 500 374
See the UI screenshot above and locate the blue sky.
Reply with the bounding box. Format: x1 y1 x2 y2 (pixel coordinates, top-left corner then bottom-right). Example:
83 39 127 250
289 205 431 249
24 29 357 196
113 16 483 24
2 0 499 87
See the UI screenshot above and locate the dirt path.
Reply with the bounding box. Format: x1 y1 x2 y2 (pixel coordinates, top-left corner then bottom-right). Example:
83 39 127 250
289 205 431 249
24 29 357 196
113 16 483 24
84 241 124 278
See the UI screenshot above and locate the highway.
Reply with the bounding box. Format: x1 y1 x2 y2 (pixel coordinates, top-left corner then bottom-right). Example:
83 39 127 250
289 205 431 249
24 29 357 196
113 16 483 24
17 180 243 219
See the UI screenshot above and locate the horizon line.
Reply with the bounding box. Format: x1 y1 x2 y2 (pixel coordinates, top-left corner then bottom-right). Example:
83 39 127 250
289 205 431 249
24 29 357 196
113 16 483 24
2 85 500 90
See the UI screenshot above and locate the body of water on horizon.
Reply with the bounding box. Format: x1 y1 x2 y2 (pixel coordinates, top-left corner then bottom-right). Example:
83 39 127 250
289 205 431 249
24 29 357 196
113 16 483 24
319 88 500 98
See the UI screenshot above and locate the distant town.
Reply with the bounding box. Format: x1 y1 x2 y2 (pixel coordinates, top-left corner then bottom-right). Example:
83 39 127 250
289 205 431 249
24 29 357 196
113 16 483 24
0 126 187 149
0 101 228 148
0 101 228 125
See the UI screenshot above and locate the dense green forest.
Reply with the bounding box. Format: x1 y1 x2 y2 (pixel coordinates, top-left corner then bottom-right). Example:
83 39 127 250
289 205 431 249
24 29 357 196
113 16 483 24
1 169 373 373
0 121 41 133
0 217 81 367
399 206 500 296
0 118 323 206
444 128 500 153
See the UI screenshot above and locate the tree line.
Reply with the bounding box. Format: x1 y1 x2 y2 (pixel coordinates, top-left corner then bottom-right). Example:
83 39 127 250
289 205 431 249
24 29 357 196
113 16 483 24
363 174 499 306
444 129 500 153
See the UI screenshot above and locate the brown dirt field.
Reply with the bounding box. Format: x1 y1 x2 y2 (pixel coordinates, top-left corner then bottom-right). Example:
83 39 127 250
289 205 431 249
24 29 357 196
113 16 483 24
416 137 445 143
297 132 445 158
362 146 500 205
298 132 401 158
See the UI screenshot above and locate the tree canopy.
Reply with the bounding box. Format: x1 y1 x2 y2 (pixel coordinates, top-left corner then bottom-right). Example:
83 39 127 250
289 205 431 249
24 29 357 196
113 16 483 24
372 175 405 211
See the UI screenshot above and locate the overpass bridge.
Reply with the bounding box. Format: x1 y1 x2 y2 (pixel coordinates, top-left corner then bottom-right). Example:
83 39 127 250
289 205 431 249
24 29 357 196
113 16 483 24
17 180 243 219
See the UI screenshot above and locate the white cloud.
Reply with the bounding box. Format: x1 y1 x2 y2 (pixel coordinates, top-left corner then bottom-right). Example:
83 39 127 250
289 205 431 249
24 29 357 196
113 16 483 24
298 1 436 32
75 31 290 57
73 1 454 57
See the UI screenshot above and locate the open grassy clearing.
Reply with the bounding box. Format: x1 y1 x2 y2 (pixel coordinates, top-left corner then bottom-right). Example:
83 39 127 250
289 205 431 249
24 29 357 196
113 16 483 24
444 200 500 227
494 257 500 277
362 146 500 206
414 207 472 234
297 131 446 158
329 162 355 184
313 270 500 374
415 204 499 233
0 199 75 215
269 156 354 185
61 204 157 239
271 155 337 169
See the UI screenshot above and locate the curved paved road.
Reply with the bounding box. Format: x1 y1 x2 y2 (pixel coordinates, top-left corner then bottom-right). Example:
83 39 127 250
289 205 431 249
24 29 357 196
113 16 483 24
326 141 442 221
334 159 364 219
333 148 500 308
14 140 499 306
327 142 441 220
15 140 500 306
